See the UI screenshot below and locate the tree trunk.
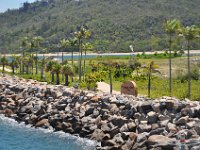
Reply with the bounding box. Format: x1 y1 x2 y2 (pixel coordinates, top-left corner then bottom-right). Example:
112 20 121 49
65 75 69 86
83 48 87 81
109 70 112 94
62 51 64 81
40 67 44 80
62 51 64 64
187 40 191 98
26 66 29 74
2 64 5 73
71 48 74 82
12 66 15 74
79 39 82 82
169 35 172 97
19 64 22 74
51 73 55 83
148 70 151 98
22 52 25 74
56 73 60 85
36 52 38 74
32 64 34 75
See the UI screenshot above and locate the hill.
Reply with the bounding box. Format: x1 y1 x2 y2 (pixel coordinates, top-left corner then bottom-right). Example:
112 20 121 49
0 0 200 53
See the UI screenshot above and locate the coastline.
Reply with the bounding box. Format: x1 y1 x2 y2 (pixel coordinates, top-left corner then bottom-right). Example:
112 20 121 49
1 75 200 149
3 50 200 57
0 114 96 150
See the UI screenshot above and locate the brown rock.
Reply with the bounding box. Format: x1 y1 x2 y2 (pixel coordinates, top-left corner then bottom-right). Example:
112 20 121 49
3 108 14 117
148 135 175 145
35 119 50 128
121 81 138 96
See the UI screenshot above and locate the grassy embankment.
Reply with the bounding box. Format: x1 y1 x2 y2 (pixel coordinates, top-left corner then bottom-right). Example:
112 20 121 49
1 53 200 100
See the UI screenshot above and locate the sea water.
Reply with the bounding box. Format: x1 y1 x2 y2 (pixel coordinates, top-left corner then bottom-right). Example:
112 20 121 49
0 115 96 150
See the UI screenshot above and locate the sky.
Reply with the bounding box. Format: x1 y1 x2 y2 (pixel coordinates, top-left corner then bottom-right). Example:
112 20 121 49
0 0 36 12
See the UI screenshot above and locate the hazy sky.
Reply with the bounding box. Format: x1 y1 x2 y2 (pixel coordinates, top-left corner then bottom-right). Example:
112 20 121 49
0 0 36 12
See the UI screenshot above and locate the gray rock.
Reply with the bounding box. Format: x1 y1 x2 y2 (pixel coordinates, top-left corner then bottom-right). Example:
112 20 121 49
138 123 151 133
148 135 176 149
166 123 177 132
149 128 165 136
147 111 158 124
175 116 189 125
91 129 106 141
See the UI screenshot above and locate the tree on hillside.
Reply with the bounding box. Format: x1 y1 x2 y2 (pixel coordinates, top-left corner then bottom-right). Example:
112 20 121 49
180 25 199 98
61 64 74 86
164 19 181 97
74 26 91 82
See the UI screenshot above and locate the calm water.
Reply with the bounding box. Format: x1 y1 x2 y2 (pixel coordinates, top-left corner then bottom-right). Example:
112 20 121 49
0 115 96 150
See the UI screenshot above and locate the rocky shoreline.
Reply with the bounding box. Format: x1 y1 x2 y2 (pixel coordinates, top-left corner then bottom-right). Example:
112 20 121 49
0 75 200 150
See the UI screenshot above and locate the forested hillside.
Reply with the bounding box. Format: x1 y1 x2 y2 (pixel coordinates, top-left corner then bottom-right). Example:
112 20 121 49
0 0 200 53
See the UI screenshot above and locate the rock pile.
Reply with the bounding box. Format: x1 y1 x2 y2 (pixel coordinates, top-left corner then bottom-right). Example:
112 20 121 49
0 76 200 150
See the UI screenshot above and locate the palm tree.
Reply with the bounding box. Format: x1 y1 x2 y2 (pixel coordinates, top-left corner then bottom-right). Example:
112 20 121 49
16 55 22 74
21 37 29 74
180 25 199 98
68 37 78 67
164 19 181 96
10 55 19 74
46 61 56 83
61 64 74 86
40 57 46 80
52 62 61 85
23 55 31 74
82 42 93 81
59 39 68 65
32 36 43 74
40 48 47 80
74 26 91 82
0 56 8 73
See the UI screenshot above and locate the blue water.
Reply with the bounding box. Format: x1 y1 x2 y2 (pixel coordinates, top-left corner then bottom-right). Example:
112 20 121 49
0 115 96 150
7 53 133 62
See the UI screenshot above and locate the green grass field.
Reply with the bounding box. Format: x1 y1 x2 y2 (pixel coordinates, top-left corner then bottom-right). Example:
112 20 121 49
1 54 200 100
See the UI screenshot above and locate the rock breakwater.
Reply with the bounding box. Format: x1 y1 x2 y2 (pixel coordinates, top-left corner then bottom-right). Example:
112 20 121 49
0 76 200 150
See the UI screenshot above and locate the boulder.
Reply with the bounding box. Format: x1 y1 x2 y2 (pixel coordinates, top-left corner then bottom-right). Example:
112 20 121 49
35 119 50 128
148 135 176 149
147 111 158 124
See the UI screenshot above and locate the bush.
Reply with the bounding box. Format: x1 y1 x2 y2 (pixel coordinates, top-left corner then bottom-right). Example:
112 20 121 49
176 67 200 82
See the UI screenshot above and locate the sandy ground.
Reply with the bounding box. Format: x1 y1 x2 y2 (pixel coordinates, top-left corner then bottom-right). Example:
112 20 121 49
97 82 120 94
0 67 12 72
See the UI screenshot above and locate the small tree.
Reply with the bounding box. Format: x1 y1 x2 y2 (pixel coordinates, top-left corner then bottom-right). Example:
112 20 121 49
61 64 74 86
0 56 8 73
46 61 56 83
52 62 61 85
143 61 160 98
10 55 19 74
